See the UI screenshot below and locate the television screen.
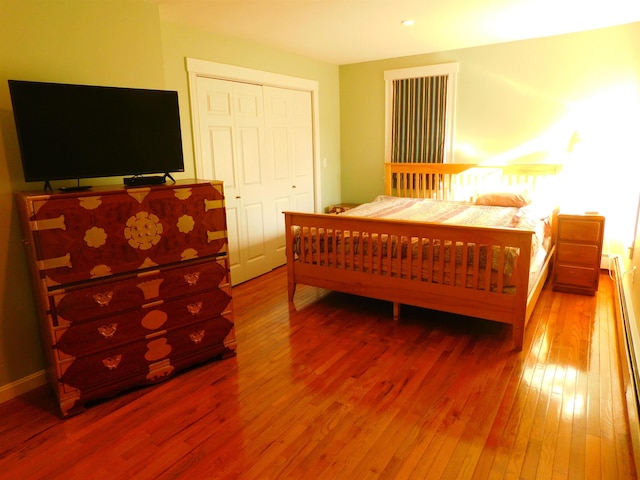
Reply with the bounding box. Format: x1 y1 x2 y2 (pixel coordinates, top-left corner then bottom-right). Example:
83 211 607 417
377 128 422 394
8 80 185 185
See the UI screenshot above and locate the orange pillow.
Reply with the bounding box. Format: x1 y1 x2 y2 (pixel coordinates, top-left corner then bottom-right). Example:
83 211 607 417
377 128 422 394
474 192 531 208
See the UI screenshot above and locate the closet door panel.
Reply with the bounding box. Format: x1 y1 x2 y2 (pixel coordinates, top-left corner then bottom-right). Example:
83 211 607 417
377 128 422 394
274 195 291 260
238 127 262 186
209 127 236 190
293 125 313 184
196 78 234 184
244 202 265 259
293 191 313 213
270 128 290 181
224 204 242 280
233 83 272 282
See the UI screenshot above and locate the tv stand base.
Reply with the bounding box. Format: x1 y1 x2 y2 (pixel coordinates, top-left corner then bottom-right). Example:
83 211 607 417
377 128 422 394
124 173 175 187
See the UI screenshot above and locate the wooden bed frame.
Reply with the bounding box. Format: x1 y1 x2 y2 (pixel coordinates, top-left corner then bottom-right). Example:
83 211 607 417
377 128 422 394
284 163 561 350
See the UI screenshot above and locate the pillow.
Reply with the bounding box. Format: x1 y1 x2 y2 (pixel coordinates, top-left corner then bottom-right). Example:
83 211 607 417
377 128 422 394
474 191 531 208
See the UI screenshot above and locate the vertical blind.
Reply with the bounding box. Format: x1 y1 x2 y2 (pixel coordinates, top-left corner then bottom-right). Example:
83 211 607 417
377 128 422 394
391 75 448 164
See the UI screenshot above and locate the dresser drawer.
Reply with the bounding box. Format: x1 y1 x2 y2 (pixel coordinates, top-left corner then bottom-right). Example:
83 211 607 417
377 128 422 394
55 286 232 359
556 243 599 266
165 314 235 360
51 258 229 326
59 340 148 392
558 218 602 243
554 265 598 289
25 182 227 287
59 315 234 392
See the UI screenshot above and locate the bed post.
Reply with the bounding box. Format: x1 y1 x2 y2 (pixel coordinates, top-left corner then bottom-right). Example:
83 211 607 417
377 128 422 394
393 302 400 321
512 319 524 351
384 163 393 195
284 212 296 302
512 231 532 351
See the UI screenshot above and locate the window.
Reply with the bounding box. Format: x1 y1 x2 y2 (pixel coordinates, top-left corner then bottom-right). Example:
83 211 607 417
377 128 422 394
384 63 458 163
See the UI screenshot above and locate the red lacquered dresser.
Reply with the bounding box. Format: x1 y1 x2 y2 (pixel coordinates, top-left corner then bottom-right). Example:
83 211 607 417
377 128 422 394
16 180 236 417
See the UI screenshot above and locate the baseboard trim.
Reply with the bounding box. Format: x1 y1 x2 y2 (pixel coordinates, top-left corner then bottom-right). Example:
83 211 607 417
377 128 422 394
0 370 47 404
612 255 640 471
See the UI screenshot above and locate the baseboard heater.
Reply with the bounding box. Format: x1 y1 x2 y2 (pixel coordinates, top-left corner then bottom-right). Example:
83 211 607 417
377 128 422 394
612 255 640 468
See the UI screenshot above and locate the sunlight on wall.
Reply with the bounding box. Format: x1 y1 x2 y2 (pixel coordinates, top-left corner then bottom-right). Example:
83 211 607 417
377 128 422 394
460 82 640 258
560 83 640 254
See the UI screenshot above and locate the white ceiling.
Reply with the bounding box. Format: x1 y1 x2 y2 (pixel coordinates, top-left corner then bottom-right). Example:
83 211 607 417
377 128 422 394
149 0 640 65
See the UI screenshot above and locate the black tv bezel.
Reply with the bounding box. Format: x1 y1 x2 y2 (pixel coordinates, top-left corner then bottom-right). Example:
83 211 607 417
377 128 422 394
8 80 186 187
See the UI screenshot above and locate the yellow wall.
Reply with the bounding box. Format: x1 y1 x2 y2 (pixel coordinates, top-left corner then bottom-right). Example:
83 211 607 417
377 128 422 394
0 0 340 391
339 23 640 204
339 22 640 272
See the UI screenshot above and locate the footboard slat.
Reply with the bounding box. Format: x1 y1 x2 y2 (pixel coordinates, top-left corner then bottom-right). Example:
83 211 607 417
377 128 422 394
461 243 469 287
496 245 506 293
331 227 338 268
484 242 492 292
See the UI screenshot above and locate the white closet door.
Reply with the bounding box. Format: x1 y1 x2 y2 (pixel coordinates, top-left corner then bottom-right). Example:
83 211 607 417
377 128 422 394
196 77 271 284
263 86 314 268
194 77 314 285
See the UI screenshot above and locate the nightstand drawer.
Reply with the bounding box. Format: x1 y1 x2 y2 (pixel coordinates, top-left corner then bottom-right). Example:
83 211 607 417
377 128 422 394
558 219 602 243
555 265 598 289
557 243 599 266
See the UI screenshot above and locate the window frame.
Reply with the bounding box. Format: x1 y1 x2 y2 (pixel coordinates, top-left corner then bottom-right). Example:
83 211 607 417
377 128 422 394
384 63 459 163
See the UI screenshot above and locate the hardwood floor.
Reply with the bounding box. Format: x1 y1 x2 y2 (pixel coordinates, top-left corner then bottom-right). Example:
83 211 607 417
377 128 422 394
0 268 637 479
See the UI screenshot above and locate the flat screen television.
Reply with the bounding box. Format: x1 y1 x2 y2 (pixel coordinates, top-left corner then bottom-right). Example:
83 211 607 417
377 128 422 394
8 80 185 190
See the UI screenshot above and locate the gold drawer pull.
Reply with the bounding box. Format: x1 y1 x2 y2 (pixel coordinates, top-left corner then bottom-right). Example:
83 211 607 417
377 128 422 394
93 291 114 307
97 323 118 339
102 354 122 370
189 329 205 344
184 272 201 286
187 302 203 315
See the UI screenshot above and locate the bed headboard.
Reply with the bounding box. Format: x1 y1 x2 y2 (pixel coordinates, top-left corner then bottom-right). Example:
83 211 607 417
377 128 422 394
384 162 563 201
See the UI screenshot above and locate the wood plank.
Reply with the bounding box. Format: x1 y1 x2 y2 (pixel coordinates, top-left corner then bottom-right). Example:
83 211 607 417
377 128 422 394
0 268 636 479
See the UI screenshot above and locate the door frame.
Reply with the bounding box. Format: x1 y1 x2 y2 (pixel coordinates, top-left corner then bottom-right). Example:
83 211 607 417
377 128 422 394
186 57 321 212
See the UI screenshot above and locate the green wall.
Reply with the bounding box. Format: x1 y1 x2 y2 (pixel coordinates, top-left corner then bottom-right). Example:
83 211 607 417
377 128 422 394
0 0 167 391
0 0 340 392
158 21 342 207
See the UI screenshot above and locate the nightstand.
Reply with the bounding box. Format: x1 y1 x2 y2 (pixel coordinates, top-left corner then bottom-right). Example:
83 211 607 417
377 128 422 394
553 212 605 295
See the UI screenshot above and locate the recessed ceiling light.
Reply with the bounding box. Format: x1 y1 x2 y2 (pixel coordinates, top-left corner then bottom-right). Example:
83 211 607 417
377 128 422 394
401 19 415 26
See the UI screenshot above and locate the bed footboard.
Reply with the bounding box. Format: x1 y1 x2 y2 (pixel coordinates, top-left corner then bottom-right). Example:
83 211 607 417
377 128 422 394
284 211 536 350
